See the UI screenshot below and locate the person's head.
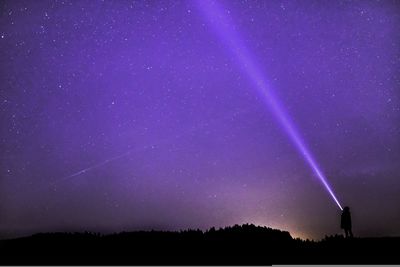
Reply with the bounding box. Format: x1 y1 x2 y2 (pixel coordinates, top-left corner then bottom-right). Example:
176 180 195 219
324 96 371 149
343 206 350 212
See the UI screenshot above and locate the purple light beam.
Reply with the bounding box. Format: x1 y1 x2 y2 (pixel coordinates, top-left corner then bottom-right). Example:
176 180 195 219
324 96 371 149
194 0 343 210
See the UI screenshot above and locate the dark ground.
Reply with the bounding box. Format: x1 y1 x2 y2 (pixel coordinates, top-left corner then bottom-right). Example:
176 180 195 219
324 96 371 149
0 224 399 265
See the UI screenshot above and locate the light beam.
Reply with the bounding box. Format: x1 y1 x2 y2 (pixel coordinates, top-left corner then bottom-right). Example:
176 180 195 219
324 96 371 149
194 0 343 210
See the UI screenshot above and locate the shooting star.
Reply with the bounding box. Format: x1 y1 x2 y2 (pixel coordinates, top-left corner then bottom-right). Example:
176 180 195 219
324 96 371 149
51 107 252 186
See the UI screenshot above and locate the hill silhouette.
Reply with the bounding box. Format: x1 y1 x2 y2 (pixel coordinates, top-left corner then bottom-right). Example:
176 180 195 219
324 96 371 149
0 224 399 265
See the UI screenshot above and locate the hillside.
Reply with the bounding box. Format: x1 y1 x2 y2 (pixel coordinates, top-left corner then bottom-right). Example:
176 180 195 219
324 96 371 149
0 224 399 265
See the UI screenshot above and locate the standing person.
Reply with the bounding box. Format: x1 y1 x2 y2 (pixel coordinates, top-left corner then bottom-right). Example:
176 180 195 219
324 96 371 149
341 206 353 238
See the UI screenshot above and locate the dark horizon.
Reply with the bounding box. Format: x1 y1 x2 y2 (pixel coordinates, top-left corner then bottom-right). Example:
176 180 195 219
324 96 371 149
1 224 400 265
2 222 400 242
1 0 399 241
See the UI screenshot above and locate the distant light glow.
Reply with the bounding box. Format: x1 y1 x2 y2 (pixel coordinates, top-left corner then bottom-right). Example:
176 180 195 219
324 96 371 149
195 0 343 210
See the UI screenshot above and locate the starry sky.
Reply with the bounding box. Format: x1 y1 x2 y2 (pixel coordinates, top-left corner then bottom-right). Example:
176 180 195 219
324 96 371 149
1 0 399 240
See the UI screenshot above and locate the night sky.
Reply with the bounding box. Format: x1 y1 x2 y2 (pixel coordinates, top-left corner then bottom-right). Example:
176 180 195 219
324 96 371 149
1 0 399 240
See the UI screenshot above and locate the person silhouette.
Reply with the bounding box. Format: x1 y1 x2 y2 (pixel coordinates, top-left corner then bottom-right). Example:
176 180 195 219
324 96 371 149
341 206 353 238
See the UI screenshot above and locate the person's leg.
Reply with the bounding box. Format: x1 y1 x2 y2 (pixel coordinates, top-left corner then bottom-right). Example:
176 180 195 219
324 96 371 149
344 229 349 238
349 228 353 238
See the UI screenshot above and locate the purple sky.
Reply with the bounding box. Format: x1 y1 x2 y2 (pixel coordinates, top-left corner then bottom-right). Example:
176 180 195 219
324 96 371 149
1 0 399 240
